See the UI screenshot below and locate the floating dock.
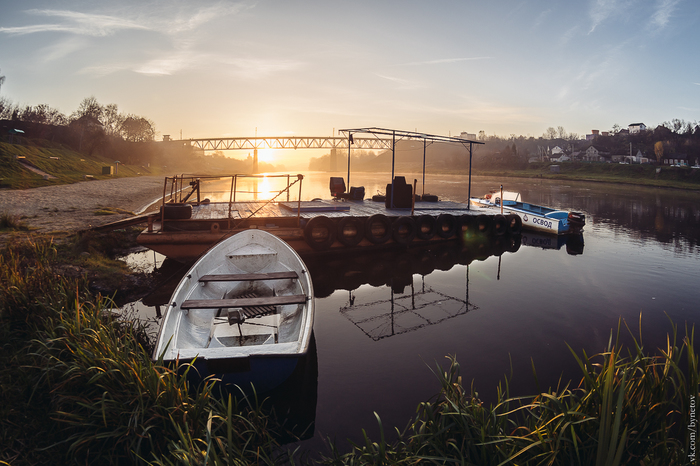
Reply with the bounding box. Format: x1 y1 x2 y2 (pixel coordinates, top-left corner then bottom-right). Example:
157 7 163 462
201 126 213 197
131 174 522 262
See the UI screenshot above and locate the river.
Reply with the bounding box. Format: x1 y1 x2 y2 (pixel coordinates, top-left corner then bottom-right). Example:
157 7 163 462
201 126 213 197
122 171 700 454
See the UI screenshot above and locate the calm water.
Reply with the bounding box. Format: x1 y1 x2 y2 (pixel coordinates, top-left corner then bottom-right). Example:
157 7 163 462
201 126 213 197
123 172 700 453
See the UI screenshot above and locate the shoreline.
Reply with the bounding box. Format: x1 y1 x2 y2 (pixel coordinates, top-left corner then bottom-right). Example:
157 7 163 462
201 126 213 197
0 176 165 236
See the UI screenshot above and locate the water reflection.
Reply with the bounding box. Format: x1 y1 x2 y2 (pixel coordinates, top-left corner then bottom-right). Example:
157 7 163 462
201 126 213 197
520 232 584 255
340 274 475 342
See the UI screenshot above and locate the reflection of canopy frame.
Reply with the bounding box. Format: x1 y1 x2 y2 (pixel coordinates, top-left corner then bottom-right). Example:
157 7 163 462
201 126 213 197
338 127 484 208
339 267 477 341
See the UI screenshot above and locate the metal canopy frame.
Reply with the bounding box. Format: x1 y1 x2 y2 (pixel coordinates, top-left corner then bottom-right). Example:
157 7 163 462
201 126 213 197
338 127 484 208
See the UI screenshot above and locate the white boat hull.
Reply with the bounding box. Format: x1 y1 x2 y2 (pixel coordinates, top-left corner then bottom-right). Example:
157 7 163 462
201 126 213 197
153 229 314 392
470 196 583 235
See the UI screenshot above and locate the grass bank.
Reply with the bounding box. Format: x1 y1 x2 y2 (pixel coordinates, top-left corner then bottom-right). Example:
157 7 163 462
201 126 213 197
1 238 698 465
473 162 700 191
0 141 164 189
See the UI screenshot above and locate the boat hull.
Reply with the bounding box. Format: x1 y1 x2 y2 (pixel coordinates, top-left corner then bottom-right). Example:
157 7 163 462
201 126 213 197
153 229 314 392
470 197 584 235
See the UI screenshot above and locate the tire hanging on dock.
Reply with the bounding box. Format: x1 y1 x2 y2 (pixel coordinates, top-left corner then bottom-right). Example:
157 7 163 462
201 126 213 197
492 214 508 236
436 213 457 239
337 217 365 247
506 213 522 235
415 215 436 240
365 214 392 244
458 215 475 238
304 216 336 251
392 216 417 245
475 214 492 235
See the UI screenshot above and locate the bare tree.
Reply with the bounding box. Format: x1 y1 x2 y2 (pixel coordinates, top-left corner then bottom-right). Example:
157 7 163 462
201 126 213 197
19 104 67 125
557 126 567 139
71 96 104 123
103 103 125 137
119 115 155 142
544 127 557 139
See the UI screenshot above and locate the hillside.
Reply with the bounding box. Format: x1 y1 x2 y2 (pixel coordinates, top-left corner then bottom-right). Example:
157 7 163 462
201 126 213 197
0 141 166 189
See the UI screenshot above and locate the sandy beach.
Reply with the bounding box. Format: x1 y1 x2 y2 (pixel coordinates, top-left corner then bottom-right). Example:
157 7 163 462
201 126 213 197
0 176 165 234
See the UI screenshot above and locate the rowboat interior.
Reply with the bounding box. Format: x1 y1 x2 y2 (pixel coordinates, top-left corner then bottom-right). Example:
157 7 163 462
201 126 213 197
161 241 310 359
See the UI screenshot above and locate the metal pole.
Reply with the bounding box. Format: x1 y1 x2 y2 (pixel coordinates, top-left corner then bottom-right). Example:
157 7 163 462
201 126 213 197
500 185 504 215
347 134 352 190
391 130 396 208
297 174 303 227
422 139 427 196
468 143 473 210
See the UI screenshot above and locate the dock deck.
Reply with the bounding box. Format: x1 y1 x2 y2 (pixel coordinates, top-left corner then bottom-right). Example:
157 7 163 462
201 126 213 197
137 198 520 262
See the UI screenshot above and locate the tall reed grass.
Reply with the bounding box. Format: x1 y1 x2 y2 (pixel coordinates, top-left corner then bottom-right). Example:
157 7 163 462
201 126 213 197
0 237 293 465
322 319 698 465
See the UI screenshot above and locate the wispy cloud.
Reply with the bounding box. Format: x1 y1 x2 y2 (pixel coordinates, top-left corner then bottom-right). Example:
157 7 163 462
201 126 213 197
0 4 251 37
130 50 302 78
375 74 422 90
588 0 632 33
0 9 148 36
649 0 680 29
400 57 491 66
589 0 616 33
38 37 89 62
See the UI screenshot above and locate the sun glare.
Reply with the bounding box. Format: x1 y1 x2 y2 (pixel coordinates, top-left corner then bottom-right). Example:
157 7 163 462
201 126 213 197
257 149 275 163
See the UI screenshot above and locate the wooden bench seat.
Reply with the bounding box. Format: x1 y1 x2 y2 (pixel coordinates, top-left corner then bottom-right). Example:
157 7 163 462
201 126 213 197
198 271 299 282
181 294 307 310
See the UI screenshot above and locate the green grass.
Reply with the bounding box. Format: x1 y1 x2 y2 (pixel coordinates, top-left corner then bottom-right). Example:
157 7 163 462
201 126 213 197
0 141 163 189
476 162 700 191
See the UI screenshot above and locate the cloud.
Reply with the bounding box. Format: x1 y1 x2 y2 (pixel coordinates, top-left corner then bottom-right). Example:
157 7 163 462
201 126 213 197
649 0 680 29
588 0 636 33
375 74 422 90
131 50 302 78
0 3 250 37
0 9 148 36
400 57 491 66
38 37 89 62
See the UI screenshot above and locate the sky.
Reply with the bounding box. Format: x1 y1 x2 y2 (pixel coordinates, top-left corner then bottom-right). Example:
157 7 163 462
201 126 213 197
0 0 699 167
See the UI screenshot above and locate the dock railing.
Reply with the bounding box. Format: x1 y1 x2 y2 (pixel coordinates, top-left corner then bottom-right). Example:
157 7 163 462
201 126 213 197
154 174 304 232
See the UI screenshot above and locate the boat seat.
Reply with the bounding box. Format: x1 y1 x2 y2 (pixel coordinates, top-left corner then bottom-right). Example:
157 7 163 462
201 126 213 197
180 294 307 310
198 271 298 282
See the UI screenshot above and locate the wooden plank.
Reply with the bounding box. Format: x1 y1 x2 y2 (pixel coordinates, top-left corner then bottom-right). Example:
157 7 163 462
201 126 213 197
199 271 298 282
181 294 307 310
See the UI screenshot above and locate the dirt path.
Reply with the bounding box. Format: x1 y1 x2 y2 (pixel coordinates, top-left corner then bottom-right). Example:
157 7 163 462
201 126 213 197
0 176 165 235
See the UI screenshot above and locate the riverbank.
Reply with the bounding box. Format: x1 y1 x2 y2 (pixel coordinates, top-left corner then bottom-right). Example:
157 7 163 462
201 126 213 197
0 175 164 236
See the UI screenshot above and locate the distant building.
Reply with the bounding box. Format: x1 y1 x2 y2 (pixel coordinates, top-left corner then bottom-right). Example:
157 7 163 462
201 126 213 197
664 154 688 166
629 123 646 133
460 132 477 140
551 146 564 155
583 145 610 162
586 129 600 141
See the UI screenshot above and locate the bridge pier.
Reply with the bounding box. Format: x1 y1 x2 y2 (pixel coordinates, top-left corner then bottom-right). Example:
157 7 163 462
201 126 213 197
330 148 337 171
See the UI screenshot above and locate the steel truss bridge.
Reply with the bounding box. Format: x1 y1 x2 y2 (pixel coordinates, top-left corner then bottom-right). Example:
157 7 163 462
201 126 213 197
181 128 483 200
187 136 392 151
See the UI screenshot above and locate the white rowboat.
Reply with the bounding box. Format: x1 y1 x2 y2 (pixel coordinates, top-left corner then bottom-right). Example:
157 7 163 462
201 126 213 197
153 229 314 392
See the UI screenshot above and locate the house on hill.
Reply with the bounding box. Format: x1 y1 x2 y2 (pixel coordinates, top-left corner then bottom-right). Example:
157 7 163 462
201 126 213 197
629 123 646 133
583 145 610 162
